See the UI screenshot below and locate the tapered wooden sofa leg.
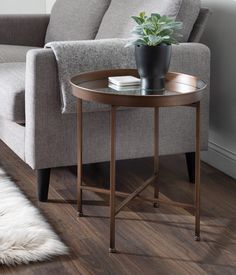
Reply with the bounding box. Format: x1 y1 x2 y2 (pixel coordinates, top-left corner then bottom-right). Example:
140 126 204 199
185 152 195 184
37 168 51 202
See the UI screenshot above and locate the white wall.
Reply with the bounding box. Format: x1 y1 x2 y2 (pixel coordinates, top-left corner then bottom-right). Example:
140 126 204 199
0 0 46 14
201 0 236 179
46 0 55 13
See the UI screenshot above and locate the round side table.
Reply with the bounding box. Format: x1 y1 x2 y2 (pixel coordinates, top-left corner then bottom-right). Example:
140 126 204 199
71 69 206 253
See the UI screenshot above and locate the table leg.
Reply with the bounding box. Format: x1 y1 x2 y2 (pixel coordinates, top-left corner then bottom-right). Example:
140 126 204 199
77 99 83 217
195 101 201 241
109 106 117 253
153 107 160 208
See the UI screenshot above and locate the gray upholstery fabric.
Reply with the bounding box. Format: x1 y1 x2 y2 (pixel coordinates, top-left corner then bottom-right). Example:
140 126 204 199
189 8 210 43
45 0 111 43
0 15 49 47
0 117 25 161
25 43 210 169
0 45 39 63
46 39 135 113
176 0 201 42
0 63 25 123
96 0 182 40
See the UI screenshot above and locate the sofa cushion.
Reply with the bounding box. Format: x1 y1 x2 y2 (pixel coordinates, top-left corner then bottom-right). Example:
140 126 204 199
45 0 111 43
0 45 39 63
96 0 201 42
176 0 201 42
0 63 25 123
96 0 182 40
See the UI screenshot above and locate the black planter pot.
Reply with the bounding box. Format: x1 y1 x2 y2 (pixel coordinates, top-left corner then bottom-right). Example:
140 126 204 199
135 44 172 93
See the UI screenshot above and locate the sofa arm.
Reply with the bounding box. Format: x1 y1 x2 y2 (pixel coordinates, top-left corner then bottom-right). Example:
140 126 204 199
25 42 210 169
0 14 50 47
171 43 210 133
171 43 210 83
25 48 61 168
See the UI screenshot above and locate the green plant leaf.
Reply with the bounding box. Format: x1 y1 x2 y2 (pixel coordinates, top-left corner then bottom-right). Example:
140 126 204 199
131 16 144 25
128 12 183 47
148 35 162 46
151 13 161 19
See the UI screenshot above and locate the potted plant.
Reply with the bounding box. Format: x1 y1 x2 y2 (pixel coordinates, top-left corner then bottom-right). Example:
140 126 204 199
128 12 183 92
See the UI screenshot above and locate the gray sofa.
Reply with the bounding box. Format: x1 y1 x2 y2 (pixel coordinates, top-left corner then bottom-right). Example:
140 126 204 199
0 0 210 202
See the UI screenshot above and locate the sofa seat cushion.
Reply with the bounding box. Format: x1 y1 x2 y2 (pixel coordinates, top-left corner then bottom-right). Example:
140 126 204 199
0 63 25 123
45 0 111 43
0 45 39 63
96 0 201 42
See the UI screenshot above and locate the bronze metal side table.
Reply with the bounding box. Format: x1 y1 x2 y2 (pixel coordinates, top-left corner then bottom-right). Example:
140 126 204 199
70 69 206 253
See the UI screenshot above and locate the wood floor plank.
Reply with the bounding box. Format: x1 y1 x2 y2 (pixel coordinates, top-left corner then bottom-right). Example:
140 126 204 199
0 141 235 275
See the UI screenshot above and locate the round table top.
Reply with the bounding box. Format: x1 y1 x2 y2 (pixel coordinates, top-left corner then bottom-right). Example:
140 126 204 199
70 69 206 108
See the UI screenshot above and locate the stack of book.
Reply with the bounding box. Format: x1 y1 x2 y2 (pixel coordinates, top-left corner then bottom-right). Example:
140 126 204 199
108 76 140 91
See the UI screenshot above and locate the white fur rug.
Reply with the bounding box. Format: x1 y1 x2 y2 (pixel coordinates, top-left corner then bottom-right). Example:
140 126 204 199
0 168 68 266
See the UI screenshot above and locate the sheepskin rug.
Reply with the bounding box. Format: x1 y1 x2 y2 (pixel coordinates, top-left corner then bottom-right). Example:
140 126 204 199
0 168 68 266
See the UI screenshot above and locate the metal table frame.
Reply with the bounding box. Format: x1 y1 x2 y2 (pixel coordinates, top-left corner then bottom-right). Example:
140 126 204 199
76 100 201 253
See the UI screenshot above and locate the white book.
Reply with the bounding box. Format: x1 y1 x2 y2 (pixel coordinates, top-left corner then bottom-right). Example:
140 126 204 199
108 76 140 87
108 83 140 92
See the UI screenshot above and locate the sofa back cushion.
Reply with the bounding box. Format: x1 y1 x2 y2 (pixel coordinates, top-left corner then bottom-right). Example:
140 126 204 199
96 0 201 42
176 0 201 42
45 0 111 43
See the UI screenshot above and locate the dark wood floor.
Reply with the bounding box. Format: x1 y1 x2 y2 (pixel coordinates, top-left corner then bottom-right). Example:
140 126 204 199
0 141 235 275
